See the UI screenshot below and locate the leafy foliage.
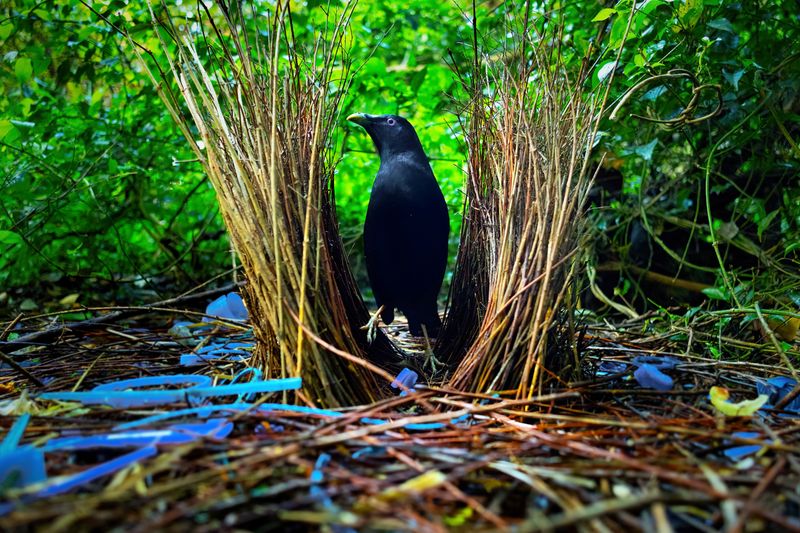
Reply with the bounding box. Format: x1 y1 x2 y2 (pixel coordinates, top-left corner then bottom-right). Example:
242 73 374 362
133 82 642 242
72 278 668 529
1 1 224 300
1 0 798 329
583 0 800 315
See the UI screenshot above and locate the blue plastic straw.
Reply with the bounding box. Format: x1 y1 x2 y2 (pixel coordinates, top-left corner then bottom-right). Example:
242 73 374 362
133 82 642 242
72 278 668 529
39 377 302 408
0 446 157 516
0 413 30 453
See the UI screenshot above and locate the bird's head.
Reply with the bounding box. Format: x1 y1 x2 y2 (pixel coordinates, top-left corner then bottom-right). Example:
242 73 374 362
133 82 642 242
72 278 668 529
347 113 425 159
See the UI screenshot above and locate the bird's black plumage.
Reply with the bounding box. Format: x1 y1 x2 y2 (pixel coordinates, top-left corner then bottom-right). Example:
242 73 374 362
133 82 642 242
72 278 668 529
347 113 449 336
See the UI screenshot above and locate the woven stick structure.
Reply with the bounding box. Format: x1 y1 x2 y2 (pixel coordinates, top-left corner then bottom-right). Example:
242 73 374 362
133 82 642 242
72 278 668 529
133 1 400 406
439 12 610 398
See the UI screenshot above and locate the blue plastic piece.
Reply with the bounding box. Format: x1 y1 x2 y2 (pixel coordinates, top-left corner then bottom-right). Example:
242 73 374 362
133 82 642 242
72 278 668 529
180 341 254 366
757 376 800 413
391 368 418 389
0 414 46 491
230 367 263 402
724 432 764 460
0 413 30 453
633 364 673 391
92 374 212 392
39 377 302 408
352 446 386 460
310 452 331 484
37 445 157 498
0 446 157 516
0 446 46 490
204 293 248 322
391 368 418 396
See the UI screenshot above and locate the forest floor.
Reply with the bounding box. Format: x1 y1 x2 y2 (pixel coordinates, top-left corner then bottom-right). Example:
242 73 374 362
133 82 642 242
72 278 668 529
0 290 799 532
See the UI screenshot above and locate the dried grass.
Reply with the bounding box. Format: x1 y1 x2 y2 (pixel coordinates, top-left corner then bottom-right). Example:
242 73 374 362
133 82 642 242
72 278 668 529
131 0 399 406
439 5 619 397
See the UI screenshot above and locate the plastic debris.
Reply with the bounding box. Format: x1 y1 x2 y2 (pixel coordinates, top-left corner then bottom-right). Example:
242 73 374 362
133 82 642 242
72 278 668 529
0 415 46 490
634 364 673 391
757 376 800 413
0 412 30 453
0 446 47 490
360 412 470 431
204 292 248 322
390 368 418 396
630 355 679 390
180 340 254 366
39 376 302 408
723 432 764 460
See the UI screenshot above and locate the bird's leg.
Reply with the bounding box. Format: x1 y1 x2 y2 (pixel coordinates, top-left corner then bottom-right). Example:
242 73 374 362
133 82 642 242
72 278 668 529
420 324 442 374
360 304 385 344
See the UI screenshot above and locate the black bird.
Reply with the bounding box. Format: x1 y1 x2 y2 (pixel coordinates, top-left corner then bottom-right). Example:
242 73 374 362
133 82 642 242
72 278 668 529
347 113 449 337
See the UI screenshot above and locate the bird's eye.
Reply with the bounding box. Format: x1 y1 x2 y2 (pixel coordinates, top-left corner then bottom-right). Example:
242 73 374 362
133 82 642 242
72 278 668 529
387 118 396 126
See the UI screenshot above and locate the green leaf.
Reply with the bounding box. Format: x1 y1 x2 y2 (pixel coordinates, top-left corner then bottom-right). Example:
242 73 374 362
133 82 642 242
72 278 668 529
592 8 617 22
15 57 33 82
757 210 779 240
0 230 23 248
673 0 703 32
0 120 16 140
707 18 734 33
702 287 730 301
0 21 12 41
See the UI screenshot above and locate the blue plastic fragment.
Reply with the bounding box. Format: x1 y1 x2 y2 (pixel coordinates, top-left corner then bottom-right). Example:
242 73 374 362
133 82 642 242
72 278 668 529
41 419 233 452
39 377 302 408
0 446 47 490
308 452 351 531
723 431 764 460
310 452 331 484
391 368 419 396
633 364 673 391
352 446 386 460
230 367 263 402
757 376 800 414
204 293 248 322
180 340 254 366
0 413 30 453
225 293 248 319
93 374 212 392
38 445 156 498
391 368 418 389
0 446 157 516
0 414 47 491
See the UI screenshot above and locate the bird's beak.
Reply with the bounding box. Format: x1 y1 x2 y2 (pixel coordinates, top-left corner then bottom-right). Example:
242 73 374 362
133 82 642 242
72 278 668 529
347 113 370 127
